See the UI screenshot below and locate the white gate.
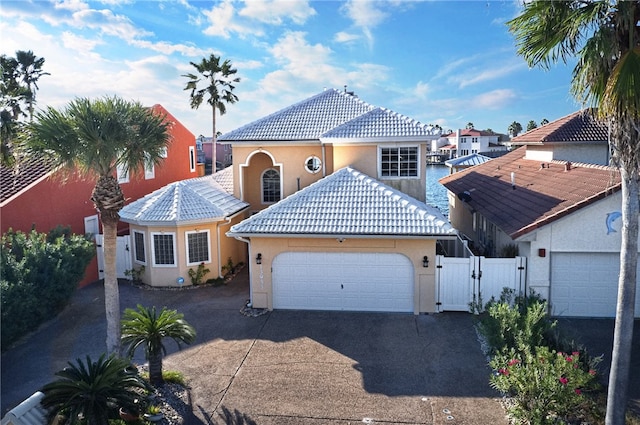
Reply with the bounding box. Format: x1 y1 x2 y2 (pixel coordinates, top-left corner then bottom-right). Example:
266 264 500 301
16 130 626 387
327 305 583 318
435 255 527 312
95 235 131 280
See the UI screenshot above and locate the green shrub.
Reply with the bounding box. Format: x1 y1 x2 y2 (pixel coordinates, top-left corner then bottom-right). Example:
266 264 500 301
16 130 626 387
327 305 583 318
1 228 94 349
490 346 600 424
187 262 210 285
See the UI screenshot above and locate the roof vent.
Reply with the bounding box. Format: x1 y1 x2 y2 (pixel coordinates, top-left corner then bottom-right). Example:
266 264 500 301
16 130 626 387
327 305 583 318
457 191 472 202
565 162 572 171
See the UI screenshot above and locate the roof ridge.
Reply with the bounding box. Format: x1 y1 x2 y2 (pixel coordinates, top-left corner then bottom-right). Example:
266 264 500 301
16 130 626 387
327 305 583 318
547 158 615 171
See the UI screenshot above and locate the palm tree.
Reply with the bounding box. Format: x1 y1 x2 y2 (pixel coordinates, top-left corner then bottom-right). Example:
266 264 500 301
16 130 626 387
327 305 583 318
540 118 549 126
465 122 475 129
183 54 239 174
508 2 639 423
508 121 522 137
26 96 172 355
15 50 49 121
41 354 150 425
526 120 538 131
121 304 196 387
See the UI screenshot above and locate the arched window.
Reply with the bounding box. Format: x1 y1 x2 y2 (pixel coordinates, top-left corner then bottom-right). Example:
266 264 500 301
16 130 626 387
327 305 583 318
262 169 281 203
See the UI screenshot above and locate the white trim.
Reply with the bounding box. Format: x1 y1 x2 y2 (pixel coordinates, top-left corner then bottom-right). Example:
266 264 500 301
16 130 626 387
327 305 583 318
133 230 147 265
116 163 129 184
150 232 177 267
189 146 196 172
83 214 99 238
185 229 211 266
144 162 155 179
304 155 322 174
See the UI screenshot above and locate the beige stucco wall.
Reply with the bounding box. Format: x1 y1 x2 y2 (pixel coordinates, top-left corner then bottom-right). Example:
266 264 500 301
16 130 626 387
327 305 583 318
245 236 437 314
128 218 248 287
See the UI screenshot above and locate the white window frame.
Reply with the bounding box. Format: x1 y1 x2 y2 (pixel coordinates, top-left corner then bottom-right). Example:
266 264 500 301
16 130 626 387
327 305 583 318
151 232 177 267
304 155 322 174
185 230 211 266
378 145 420 179
144 162 155 180
189 146 196 172
116 163 129 184
133 230 146 265
160 147 168 158
261 168 281 204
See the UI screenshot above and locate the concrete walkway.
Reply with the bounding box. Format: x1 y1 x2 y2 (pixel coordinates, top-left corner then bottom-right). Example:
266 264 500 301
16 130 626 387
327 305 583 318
0 268 518 424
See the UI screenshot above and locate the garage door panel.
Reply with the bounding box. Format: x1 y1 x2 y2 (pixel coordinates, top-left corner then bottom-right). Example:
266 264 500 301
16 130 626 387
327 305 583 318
273 252 413 312
551 253 639 318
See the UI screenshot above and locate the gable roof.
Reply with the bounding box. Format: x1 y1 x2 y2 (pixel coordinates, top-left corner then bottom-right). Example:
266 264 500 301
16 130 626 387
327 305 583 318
444 129 496 138
511 109 609 144
120 175 249 226
228 167 456 238
1 153 57 206
218 88 439 142
439 148 620 239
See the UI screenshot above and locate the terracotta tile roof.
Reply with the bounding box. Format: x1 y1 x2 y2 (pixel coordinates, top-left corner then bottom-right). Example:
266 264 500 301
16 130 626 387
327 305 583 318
444 129 496 137
439 148 620 239
511 109 609 144
119 175 249 226
228 167 456 238
218 88 440 142
1 153 57 205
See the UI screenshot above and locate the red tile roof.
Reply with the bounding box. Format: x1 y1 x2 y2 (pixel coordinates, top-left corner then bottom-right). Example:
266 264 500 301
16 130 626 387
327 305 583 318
1 153 57 204
439 147 620 239
444 129 496 138
511 109 609 144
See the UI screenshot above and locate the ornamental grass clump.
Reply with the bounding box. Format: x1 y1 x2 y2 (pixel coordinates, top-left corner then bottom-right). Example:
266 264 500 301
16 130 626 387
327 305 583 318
490 346 600 425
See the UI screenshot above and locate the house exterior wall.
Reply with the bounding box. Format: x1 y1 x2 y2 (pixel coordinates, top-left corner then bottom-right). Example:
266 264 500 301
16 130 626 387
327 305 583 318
130 217 248 287
517 192 632 300
246 236 437 314
1 104 197 286
524 144 609 165
447 191 475 240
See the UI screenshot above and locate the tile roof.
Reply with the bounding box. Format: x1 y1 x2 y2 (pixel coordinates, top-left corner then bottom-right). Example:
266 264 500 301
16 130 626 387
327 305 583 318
444 129 496 137
228 167 456 238
439 148 620 239
211 166 234 194
445 153 492 168
511 109 609 144
1 153 57 205
120 175 249 226
218 88 439 142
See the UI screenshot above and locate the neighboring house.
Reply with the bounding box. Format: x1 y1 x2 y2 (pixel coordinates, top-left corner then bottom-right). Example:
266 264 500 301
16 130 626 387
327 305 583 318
442 129 508 157
227 167 456 313
213 87 453 313
510 109 610 165
196 136 233 171
0 104 199 285
439 110 639 317
444 153 492 174
119 172 249 286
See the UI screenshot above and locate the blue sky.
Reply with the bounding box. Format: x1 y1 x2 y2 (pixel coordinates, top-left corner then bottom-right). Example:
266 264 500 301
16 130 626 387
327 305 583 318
1 0 584 138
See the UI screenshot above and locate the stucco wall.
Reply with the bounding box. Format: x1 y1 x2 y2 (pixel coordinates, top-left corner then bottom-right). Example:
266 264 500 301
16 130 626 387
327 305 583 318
524 144 609 165
245 236 437 314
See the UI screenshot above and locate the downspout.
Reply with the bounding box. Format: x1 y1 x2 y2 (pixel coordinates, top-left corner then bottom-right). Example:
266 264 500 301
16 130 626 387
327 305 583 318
234 236 253 307
321 143 327 177
217 216 233 277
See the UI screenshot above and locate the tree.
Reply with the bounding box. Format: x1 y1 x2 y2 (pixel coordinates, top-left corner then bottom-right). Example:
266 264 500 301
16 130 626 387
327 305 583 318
25 96 172 355
41 354 150 425
466 122 475 129
527 120 538 131
1 50 48 166
508 2 640 423
508 121 523 137
540 118 549 126
121 304 196 386
183 54 239 174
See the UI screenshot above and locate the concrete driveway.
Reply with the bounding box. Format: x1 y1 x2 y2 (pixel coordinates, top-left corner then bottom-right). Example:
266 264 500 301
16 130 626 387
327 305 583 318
0 268 523 424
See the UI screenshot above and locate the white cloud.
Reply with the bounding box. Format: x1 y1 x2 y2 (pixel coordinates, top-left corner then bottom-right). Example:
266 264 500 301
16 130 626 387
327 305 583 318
456 62 526 88
334 31 360 44
202 0 263 39
473 89 519 110
238 0 316 25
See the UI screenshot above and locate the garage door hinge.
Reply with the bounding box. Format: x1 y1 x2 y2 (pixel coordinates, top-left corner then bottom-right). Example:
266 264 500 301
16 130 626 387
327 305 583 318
436 265 442 269
518 266 525 270
436 302 442 306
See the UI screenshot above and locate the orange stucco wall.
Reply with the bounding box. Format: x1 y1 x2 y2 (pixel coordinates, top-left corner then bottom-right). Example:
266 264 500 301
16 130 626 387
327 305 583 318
1 104 197 286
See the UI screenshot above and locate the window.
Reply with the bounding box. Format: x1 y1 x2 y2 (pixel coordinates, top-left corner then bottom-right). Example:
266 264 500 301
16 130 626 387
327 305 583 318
380 147 418 177
133 231 146 264
460 137 467 144
116 163 129 183
144 162 155 180
262 169 281 203
472 137 478 143
151 232 176 266
186 231 210 265
304 156 322 174
189 146 196 172
160 147 168 158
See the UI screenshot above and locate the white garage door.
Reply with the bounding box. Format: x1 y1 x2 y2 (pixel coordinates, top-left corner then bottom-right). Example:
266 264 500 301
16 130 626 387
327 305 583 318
272 252 414 312
551 253 640 317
